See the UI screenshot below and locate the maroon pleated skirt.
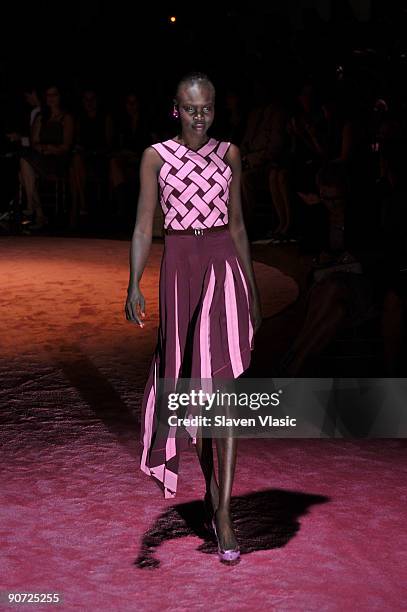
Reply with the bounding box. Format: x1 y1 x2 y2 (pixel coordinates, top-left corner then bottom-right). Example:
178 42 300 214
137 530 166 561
140 227 254 498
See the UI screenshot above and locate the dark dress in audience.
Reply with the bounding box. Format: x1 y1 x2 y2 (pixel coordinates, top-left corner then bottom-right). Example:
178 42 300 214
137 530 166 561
75 111 111 174
115 118 150 160
22 114 70 177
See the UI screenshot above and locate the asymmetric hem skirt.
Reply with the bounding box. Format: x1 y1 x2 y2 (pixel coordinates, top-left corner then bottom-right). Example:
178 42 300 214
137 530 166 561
139 228 254 498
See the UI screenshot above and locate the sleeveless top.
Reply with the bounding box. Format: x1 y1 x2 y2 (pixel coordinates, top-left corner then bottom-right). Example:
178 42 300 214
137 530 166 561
151 138 232 230
39 115 65 145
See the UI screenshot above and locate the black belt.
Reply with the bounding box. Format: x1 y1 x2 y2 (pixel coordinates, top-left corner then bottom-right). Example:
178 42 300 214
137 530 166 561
164 224 228 236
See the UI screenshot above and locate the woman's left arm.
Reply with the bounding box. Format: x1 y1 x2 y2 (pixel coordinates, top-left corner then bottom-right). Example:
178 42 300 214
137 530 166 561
226 143 262 334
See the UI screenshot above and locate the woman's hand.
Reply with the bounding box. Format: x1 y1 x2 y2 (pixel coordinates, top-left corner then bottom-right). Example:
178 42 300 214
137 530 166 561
297 191 321 206
125 286 146 327
251 298 263 335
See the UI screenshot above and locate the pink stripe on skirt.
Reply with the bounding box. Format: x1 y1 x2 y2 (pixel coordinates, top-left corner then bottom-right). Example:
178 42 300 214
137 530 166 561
139 228 254 498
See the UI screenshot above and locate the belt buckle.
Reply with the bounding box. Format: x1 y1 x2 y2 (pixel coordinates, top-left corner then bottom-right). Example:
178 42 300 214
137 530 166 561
194 228 204 236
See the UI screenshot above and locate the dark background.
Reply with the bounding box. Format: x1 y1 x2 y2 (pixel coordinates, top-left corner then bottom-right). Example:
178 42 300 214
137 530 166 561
1 1 407 107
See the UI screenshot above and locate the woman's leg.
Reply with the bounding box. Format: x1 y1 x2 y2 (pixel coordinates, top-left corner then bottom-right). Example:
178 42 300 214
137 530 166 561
69 164 79 228
20 158 43 219
194 431 219 509
194 392 238 549
72 153 87 211
214 435 239 550
282 278 349 375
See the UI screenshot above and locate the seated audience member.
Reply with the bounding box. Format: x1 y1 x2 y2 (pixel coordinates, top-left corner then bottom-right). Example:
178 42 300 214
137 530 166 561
320 88 354 163
287 81 327 185
6 84 41 147
240 80 290 236
70 88 114 226
109 91 150 224
20 83 74 229
217 88 247 146
0 85 41 222
267 103 292 243
277 160 382 376
285 80 329 245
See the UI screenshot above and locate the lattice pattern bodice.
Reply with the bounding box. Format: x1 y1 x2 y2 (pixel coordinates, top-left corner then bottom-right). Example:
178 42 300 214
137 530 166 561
151 138 232 229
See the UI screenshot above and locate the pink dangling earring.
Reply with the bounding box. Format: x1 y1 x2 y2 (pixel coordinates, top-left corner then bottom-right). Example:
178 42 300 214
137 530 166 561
172 104 179 120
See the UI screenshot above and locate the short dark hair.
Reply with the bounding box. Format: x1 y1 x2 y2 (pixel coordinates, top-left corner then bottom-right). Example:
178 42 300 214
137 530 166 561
175 71 215 101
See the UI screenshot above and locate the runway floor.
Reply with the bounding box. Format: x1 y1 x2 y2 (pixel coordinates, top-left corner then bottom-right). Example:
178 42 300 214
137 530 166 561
1 236 405 611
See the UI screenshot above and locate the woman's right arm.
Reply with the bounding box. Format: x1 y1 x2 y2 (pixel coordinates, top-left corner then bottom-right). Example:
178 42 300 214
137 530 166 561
125 146 161 327
31 114 42 149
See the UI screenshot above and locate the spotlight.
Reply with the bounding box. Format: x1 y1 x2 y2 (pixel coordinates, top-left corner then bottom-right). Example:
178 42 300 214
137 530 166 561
169 16 176 23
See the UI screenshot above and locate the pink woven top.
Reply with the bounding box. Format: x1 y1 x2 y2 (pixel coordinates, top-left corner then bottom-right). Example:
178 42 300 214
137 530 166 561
151 138 232 229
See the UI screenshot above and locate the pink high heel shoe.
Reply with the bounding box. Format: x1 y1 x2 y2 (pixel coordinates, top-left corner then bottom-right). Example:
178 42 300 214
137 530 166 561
212 511 240 563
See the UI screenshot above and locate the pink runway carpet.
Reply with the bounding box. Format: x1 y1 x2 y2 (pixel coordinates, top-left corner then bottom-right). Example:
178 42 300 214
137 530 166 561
1 236 406 611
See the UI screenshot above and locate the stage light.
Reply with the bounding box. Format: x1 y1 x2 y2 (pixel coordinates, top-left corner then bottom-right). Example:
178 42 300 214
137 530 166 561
169 16 176 23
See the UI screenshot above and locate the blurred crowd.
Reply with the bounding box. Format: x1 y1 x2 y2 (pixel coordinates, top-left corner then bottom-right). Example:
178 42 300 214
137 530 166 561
1 22 407 375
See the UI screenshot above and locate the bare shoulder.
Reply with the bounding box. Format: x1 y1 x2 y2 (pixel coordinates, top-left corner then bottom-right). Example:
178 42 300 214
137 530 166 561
225 142 241 167
141 145 162 167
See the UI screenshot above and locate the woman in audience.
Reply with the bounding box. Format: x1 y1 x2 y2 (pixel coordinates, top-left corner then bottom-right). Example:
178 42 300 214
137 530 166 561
70 88 114 227
20 83 74 230
110 91 150 225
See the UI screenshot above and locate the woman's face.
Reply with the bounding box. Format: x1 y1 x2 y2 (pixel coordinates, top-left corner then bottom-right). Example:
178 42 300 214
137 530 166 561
45 87 61 109
177 83 215 138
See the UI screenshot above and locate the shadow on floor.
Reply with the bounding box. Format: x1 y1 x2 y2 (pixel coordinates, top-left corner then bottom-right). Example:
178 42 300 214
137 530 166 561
135 488 329 568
